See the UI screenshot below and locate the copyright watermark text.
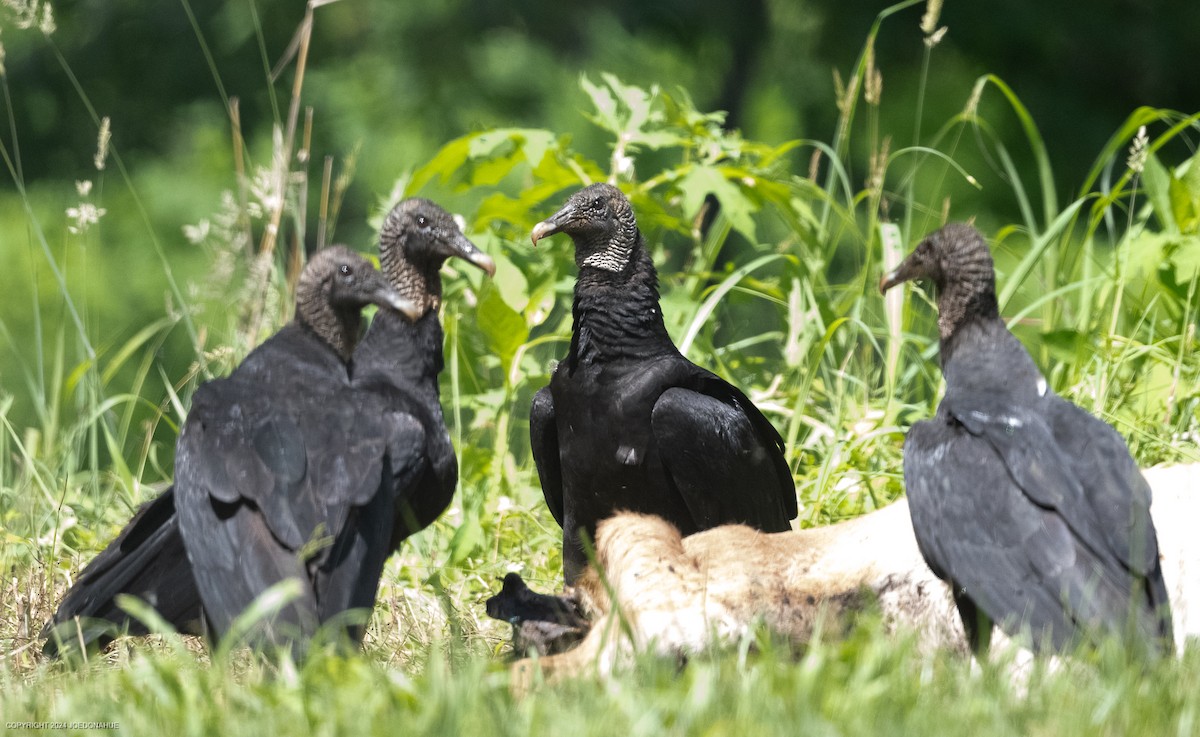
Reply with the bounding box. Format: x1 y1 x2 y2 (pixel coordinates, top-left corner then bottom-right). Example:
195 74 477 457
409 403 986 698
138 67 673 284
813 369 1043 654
6 722 119 731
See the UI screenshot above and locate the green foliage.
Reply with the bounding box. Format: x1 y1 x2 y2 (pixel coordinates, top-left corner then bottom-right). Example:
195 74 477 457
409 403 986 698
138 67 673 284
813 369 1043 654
410 72 1200 550
0 2 1198 731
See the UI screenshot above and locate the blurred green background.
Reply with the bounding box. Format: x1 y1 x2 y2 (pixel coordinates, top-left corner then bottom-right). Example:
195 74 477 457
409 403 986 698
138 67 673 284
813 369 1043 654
2 0 1197 435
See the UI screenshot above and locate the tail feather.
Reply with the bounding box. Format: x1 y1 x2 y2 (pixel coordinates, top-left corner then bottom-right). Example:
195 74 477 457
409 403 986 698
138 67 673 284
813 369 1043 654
1146 560 1176 655
43 487 204 656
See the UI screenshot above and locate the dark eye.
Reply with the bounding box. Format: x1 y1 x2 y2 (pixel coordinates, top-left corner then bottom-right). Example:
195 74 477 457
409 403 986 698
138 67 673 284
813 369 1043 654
339 264 353 276
416 215 430 229
592 197 603 209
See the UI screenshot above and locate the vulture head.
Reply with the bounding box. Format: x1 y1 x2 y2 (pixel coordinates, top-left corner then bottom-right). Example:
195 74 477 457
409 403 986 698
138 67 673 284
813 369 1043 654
296 245 420 360
379 198 496 313
531 183 639 273
880 222 999 338
879 223 997 294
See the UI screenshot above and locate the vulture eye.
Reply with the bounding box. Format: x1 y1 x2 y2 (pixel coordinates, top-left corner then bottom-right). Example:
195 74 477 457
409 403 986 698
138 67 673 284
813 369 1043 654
416 215 430 229
591 196 603 210
339 264 352 275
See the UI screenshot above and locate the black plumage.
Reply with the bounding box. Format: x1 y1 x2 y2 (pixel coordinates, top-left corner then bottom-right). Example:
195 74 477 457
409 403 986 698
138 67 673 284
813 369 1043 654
175 245 422 648
330 198 494 622
46 202 493 655
880 222 1174 654
529 183 797 584
44 247 414 655
43 486 198 655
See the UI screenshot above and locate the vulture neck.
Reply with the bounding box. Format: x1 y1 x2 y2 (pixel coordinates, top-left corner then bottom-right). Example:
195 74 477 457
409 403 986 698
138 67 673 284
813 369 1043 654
295 286 359 363
568 240 675 368
937 277 1043 399
935 269 1000 363
383 242 443 314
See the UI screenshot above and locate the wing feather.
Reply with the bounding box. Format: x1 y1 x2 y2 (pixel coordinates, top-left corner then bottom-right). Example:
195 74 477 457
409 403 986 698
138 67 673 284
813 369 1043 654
652 386 793 532
530 386 565 527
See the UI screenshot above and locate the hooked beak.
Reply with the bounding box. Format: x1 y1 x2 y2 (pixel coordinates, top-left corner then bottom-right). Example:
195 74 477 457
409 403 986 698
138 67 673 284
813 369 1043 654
879 255 922 295
443 230 496 277
879 268 903 295
531 202 575 246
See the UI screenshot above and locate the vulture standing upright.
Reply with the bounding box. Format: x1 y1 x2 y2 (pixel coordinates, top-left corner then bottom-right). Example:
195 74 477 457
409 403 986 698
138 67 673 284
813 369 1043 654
336 198 495 629
529 183 796 584
880 222 1173 655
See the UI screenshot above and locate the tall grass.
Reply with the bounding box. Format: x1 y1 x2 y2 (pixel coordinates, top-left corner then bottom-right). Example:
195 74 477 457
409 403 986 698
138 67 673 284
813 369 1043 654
0 0 1198 733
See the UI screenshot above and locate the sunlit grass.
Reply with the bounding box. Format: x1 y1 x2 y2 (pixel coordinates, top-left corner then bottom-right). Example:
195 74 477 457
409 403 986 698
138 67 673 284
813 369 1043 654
1 1 1198 733
5 615 1200 736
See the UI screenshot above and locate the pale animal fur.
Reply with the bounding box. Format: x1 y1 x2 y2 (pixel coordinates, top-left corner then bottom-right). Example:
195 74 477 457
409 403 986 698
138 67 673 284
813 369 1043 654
513 463 1199 686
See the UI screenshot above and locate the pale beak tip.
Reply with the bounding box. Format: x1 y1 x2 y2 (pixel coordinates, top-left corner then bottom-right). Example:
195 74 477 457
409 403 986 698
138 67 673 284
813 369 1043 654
530 220 555 246
879 269 900 295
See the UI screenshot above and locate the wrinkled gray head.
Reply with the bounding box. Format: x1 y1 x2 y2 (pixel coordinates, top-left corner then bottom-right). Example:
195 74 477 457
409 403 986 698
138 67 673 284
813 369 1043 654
879 222 999 338
379 198 496 313
531 183 639 273
295 245 420 361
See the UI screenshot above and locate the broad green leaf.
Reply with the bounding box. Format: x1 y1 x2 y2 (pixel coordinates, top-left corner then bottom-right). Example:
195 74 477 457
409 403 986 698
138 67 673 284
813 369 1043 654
475 282 529 377
581 75 620 134
1124 231 1170 280
1184 150 1200 193
407 136 471 194
466 129 519 159
602 72 657 133
531 145 604 187
1180 151 1200 231
632 130 687 150
677 166 757 243
1039 328 1089 365
1141 151 1178 234
1169 167 1200 234
489 247 530 314
466 143 525 188
659 287 694 340
1166 235 1200 286
446 515 484 565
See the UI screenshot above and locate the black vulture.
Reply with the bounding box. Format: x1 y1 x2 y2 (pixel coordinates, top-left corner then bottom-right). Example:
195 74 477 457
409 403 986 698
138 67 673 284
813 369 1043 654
528 183 797 584
175 245 422 649
322 198 494 633
44 246 415 655
350 198 495 549
880 222 1173 655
